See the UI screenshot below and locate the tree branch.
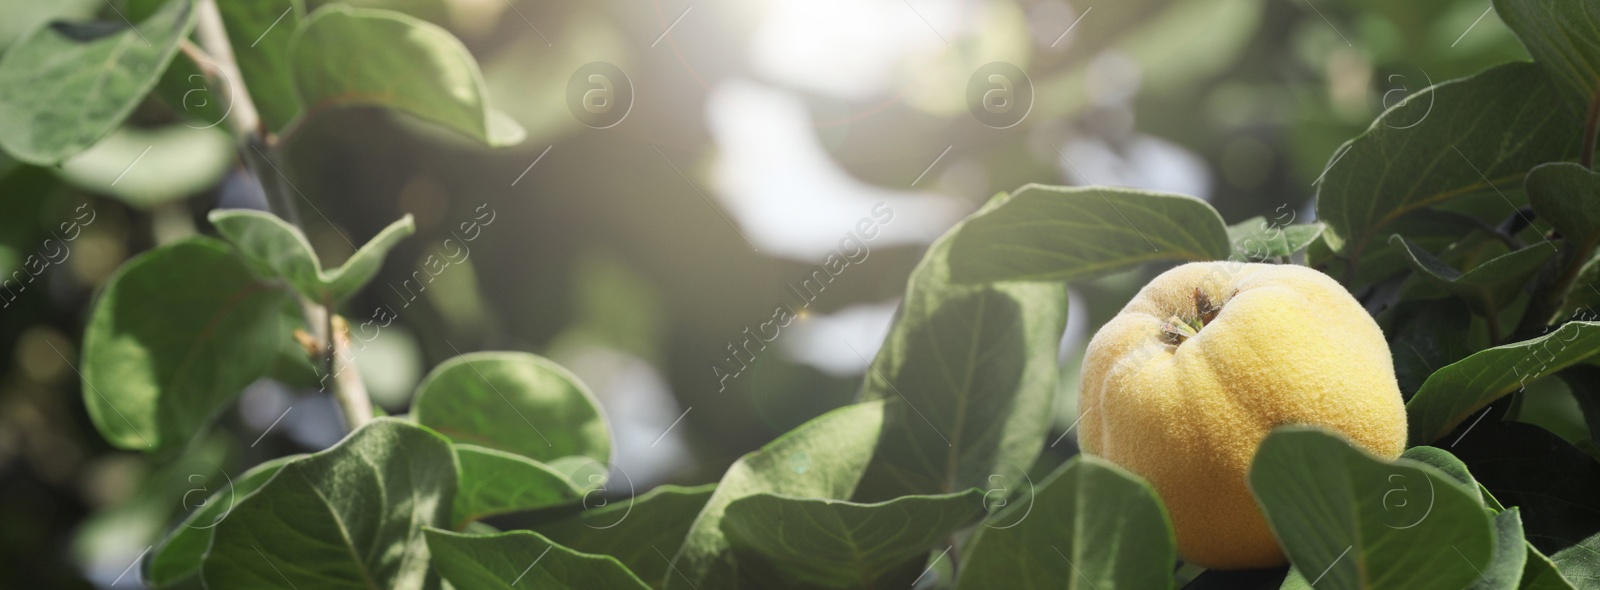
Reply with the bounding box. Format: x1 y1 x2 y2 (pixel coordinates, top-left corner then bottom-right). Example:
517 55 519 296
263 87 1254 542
329 315 373 429
193 0 260 141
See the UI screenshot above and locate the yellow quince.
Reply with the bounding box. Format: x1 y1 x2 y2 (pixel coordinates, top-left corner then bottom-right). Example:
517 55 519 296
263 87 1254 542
1078 261 1407 569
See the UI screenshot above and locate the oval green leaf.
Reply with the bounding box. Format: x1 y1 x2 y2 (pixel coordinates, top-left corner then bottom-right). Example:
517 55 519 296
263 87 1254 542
956 455 1176 590
289 5 524 146
414 351 611 466
1249 426 1495 590
209 209 415 303
1406 321 1600 444
0 0 196 164
82 237 289 451
200 419 458 589
947 184 1231 283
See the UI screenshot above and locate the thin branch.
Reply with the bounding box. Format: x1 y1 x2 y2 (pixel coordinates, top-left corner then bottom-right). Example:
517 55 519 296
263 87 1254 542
328 315 373 430
193 0 260 140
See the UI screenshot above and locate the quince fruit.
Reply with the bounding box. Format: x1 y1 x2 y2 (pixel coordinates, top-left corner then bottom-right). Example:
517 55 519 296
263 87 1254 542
1078 262 1406 569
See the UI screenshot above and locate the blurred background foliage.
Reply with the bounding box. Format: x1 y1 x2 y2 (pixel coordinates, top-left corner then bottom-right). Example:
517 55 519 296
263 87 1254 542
0 0 1537 586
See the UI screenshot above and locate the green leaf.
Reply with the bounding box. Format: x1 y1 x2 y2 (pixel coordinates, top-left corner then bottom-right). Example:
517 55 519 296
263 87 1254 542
855 192 1068 500
1407 321 1600 444
667 401 886 590
1249 426 1495 590
1521 542 1579 590
719 490 984 588
956 455 1176 590
57 125 233 208
82 237 289 451
538 484 715 590
1314 62 1583 265
144 455 301 587
423 528 651 590
208 209 415 303
218 0 304 132
1391 236 1553 317
947 184 1231 283
1527 162 1600 252
1227 217 1326 261
1477 508 1530 590
201 419 458 589
1493 0 1600 110
452 444 582 528
414 351 611 466
1552 536 1600 589
0 0 197 164
289 5 524 146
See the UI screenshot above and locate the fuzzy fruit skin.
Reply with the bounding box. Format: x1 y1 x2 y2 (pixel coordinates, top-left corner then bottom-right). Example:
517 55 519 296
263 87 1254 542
1079 262 1406 569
